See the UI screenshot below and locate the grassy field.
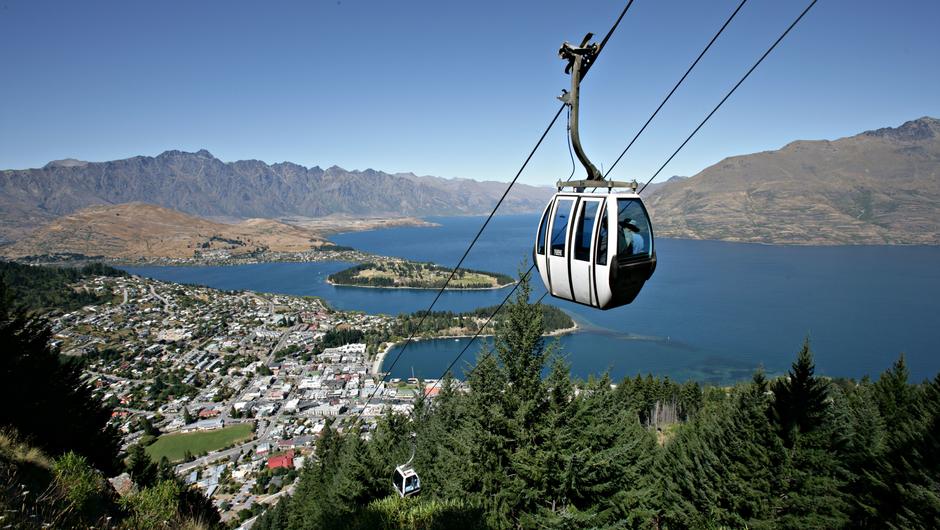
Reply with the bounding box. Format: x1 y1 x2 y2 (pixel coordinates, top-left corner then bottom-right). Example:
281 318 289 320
145 423 254 462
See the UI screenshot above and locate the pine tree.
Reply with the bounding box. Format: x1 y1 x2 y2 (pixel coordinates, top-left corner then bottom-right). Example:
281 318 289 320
413 372 470 500
0 280 122 474
771 337 829 447
770 339 850 528
864 373 940 528
830 378 886 525
874 353 918 449
127 443 157 488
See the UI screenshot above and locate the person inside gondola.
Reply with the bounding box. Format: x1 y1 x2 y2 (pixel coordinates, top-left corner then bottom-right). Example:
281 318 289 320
404 474 419 494
618 217 645 255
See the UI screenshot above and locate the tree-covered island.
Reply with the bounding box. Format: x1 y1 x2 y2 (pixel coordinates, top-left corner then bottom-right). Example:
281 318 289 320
328 260 515 290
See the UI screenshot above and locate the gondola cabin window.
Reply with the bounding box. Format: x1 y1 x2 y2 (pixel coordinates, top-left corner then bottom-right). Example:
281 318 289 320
405 475 419 494
536 207 550 255
617 198 652 259
574 201 599 261
550 199 573 257
393 469 404 492
596 209 608 265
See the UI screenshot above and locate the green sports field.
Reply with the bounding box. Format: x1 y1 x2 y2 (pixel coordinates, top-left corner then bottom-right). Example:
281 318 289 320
145 423 254 462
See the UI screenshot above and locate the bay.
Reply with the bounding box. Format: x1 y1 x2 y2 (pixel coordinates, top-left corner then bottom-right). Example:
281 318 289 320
124 214 940 384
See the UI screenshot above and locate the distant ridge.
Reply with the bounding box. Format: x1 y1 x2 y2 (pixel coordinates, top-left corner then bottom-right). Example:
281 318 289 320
646 117 940 245
3 117 939 247
0 150 553 242
43 158 89 168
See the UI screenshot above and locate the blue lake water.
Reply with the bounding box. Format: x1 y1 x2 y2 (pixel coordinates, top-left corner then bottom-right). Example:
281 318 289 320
124 214 940 384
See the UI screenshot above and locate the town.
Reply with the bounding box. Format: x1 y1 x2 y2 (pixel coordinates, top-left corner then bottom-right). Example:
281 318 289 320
50 274 436 526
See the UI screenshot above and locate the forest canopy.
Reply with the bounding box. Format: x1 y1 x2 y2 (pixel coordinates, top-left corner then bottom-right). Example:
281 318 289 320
0 260 125 312
255 276 940 530
329 261 515 290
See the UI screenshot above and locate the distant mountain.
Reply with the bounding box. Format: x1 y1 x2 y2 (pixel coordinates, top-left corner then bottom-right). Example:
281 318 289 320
0 202 329 260
646 117 940 245
0 150 554 242
642 175 688 197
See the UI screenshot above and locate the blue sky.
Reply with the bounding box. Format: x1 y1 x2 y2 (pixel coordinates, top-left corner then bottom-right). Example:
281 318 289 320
1 0 938 185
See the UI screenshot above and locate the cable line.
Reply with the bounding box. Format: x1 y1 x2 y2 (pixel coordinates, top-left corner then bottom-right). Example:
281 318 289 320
638 0 817 194
604 0 749 180
421 265 549 399
423 0 819 398
361 105 563 413
355 0 639 421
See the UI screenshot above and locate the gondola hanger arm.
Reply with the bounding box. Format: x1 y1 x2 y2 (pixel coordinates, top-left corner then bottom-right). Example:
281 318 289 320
559 32 603 184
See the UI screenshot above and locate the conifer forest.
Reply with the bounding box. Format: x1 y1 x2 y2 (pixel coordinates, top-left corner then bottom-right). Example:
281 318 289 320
253 279 940 529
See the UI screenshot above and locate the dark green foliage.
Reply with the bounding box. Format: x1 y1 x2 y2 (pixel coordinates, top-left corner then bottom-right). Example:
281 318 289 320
321 328 366 348
127 443 158 488
0 260 126 313
771 337 830 447
252 273 940 529
860 365 940 529
655 374 783 529
255 274 654 529
328 261 515 289
379 303 574 342
0 279 123 474
770 338 851 528
0 278 222 528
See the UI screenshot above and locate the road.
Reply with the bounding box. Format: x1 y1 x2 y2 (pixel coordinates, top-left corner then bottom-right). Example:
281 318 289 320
149 284 172 311
176 436 257 474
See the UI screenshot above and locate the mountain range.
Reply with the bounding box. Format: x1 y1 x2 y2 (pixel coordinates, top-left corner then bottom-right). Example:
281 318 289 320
0 150 553 243
1 117 938 249
645 117 940 245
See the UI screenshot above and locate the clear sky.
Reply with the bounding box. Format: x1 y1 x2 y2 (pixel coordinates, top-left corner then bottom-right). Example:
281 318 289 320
1 0 938 186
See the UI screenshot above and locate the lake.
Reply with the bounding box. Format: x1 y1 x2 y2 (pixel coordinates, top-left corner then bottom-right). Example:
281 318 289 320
124 214 940 384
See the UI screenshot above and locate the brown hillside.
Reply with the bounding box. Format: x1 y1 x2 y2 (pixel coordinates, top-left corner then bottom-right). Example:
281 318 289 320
646 117 940 245
0 203 328 259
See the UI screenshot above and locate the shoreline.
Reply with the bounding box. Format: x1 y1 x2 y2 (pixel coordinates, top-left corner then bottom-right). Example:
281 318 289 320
369 321 579 378
326 278 516 291
371 342 396 377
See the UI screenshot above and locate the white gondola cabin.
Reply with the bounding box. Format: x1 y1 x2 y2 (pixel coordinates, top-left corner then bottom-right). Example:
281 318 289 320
392 463 421 498
534 181 656 310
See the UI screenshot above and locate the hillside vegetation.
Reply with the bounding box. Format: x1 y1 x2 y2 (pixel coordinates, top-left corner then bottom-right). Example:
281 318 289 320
329 262 515 289
0 260 125 312
254 276 940 529
0 277 222 528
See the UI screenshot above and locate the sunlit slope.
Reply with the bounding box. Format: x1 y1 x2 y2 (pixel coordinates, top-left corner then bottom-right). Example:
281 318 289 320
0 202 328 259
646 117 940 245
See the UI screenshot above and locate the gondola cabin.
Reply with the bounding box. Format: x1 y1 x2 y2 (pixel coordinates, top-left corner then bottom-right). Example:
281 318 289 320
392 463 421 498
534 183 656 310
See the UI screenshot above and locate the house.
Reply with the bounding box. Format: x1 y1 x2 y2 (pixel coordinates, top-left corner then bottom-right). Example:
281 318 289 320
182 418 224 432
198 407 220 419
267 450 295 470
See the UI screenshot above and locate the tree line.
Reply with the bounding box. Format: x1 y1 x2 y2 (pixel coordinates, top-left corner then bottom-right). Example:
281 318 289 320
0 260 126 313
255 276 940 529
328 262 515 289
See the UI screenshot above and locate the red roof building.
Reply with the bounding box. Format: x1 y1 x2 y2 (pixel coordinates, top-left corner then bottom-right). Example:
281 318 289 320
267 450 295 470
198 407 220 419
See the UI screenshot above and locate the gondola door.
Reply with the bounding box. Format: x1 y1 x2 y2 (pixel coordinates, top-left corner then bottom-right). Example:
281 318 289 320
546 196 575 300
568 197 603 306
